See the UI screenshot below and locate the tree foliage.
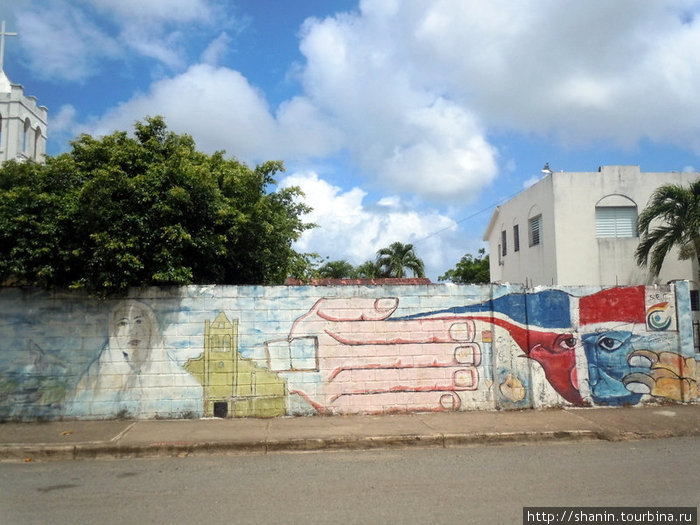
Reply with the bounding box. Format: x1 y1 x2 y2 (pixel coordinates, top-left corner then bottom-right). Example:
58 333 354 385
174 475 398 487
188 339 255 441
375 241 425 278
439 248 490 284
635 179 700 278
354 260 382 278
316 260 357 279
0 117 314 295
299 243 426 282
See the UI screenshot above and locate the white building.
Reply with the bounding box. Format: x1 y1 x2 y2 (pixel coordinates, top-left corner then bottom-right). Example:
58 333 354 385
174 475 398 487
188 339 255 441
483 166 700 291
0 21 47 165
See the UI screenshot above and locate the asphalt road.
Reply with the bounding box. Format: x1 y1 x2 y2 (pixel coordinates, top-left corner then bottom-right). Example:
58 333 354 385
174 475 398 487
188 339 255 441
1 437 698 525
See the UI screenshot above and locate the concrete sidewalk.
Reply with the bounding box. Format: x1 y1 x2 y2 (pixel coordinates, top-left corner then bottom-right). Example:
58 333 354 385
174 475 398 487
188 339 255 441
1 404 699 462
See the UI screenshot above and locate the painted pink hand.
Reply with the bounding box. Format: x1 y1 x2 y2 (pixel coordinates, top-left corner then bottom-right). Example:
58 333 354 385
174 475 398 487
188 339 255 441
266 297 481 414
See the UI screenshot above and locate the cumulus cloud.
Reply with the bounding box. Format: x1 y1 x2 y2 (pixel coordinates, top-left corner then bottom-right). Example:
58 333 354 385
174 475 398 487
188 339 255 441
279 171 467 278
293 0 700 197
84 64 342 164
20 0 700 207
201 32 232 66
297 3 498 202
384 0 700 150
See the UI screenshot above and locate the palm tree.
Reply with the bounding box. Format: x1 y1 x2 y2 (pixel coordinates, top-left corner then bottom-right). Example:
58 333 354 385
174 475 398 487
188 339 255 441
635 179 700 277
375 241 425 278
316 260 356 279
354 260 382 278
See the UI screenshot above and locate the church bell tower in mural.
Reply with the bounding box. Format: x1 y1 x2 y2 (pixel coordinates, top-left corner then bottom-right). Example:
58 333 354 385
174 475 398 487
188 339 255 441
185 312 286 418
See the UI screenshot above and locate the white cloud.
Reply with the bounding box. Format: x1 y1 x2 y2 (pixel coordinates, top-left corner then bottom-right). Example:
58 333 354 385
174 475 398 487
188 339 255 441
381 99 497 199
94 0 228 70
84 64 341 164
393 0 700 151
201 32 231 66
118 26 186 70
279 171 465 278
90 0 215 23
12 0 235 81
50 104 78 135
297 4 498 202
20 0 700 208
293 0 700 197
15 4 120 81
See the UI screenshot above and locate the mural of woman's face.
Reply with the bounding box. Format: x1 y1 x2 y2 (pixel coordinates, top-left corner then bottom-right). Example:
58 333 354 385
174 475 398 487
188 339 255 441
113 303 153 371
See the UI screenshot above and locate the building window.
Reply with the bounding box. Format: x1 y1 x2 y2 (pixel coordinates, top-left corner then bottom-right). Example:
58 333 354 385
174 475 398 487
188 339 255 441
501 230 507 257
596 206 637 238
513 224 520 252
34 127 42 160
22 118 31 153
528 215 542 246
691 290 699 312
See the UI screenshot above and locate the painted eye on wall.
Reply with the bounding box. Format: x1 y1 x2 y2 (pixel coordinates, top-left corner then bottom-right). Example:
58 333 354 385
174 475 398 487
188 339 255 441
597 336 622 351
553 334 577 352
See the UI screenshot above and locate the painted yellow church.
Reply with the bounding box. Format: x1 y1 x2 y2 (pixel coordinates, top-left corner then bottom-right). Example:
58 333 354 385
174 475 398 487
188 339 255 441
185 312 286 418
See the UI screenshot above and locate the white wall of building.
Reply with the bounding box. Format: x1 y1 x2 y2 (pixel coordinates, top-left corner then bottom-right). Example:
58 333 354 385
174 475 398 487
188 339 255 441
485 166 700 288
485 175 557 286
0 71 47 164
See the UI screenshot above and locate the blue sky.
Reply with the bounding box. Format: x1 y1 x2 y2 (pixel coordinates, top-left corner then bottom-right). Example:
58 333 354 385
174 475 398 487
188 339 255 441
2 0 700 280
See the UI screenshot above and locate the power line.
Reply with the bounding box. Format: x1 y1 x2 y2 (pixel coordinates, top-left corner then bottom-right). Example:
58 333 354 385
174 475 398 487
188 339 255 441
413 189 523 245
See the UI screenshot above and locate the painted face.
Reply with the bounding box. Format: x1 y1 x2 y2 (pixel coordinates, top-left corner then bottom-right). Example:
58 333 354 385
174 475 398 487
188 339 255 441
524 330 581 405
487 318 583 404
112 304 153 372
582 329 645 406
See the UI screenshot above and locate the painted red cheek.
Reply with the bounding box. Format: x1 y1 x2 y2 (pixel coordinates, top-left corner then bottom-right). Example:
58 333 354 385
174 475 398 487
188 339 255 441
570 367 579 391
527 343 582 404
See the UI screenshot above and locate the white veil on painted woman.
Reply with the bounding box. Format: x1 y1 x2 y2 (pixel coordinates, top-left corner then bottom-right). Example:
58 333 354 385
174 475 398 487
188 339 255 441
64 300 202 419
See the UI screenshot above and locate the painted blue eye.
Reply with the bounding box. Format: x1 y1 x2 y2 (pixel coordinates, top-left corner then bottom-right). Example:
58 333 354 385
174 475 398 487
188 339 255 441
597 336 622 351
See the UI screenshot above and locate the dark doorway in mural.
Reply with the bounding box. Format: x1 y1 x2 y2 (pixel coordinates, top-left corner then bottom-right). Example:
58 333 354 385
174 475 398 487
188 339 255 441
213 401 228 418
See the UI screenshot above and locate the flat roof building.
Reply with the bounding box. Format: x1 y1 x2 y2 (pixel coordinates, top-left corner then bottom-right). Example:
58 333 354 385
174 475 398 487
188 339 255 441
483 166 700 290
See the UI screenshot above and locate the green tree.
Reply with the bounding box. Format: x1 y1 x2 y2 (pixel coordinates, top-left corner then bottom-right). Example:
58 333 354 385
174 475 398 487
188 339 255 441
316 260 357 279
354 260 382 278
635 179 700 278
0 116 314 294
0 159 76 288
438 248 490 284
375 241 425 278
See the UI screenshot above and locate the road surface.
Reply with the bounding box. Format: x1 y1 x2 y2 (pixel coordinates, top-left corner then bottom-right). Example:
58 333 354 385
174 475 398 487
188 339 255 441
1 437 698 525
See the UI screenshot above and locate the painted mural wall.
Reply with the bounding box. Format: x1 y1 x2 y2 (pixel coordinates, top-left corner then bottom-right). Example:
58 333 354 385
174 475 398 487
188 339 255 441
0 283 697 421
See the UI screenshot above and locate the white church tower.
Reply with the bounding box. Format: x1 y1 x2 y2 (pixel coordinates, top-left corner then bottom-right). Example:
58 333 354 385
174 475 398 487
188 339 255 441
0 21 48 164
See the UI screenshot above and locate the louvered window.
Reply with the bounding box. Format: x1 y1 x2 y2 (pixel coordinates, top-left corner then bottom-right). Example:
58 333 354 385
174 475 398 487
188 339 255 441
528 215 542 246
501 230 507 256
513 224 520 252
595 206 637 238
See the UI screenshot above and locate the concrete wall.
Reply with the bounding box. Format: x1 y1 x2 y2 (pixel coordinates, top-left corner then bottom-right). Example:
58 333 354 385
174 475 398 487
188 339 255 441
0 283 697 421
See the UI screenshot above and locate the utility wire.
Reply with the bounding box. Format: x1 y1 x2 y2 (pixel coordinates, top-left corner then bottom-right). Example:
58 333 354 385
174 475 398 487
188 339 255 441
413 189 523 245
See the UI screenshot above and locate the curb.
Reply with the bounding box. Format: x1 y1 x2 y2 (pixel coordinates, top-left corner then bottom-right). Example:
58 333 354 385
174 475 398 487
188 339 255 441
4 427 684 462
3 425 700 462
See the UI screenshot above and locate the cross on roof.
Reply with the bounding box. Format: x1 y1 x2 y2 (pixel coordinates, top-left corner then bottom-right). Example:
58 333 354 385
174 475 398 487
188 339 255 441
0 20 18 73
